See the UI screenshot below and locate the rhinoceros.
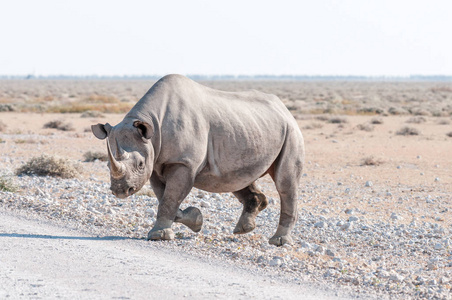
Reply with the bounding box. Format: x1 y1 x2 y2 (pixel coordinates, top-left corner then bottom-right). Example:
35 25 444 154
91 74 304 246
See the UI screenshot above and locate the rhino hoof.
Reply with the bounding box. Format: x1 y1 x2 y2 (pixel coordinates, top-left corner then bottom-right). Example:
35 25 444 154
175 207 203 233
269 234 293 246
233 222 255 234
147 228 175 241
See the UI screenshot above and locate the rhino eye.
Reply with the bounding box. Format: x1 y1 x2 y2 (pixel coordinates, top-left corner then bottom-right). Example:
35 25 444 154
138 161 144 169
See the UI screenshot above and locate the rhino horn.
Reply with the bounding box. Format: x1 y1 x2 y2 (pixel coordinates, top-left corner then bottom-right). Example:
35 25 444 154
107 139 125 178
115 138 129 160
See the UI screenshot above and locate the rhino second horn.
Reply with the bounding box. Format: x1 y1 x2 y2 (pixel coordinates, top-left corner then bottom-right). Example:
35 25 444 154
107 139 125 178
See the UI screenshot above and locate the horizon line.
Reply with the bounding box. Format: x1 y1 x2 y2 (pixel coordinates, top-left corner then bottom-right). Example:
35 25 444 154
1 74 452 81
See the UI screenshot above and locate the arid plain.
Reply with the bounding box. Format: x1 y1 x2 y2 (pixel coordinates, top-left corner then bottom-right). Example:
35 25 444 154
1 79 451 299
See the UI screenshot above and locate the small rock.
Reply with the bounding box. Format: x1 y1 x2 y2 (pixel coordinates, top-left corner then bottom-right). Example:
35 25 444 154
440 277 449 284
428 279 437 286
365 181 373 187
345 208 354 215
326 249 335 257
269 257 284 267
314 221 326 228
200 200 211 208
340 222 352 231
389 272 404 282
390 212 403 221
434 243 443 250
435 177 440 182
397 166 401 169
348 216 359 222
145 207 156 217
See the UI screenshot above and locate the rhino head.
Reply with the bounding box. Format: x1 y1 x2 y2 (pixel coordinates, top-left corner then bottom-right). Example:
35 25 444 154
91 120 154 199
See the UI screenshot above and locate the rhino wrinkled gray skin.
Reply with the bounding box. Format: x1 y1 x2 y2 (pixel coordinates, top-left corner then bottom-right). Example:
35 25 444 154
92 74 305 246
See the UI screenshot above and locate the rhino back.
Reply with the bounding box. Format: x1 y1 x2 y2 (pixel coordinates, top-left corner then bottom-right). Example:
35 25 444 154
126 75 299 191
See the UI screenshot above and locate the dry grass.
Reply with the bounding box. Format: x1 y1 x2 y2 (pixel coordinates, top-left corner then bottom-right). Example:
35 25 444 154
83 151 108 162
16 155 80 178
396 126 420 136
43 120 74 131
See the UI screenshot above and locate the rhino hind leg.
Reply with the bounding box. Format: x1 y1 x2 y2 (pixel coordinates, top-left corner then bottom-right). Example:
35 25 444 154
268 129 304 246
233 182 268 234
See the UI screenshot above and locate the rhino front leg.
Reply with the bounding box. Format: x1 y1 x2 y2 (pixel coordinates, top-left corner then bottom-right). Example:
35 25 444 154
233 182 268 234
147 165 194 241
150 173 203 234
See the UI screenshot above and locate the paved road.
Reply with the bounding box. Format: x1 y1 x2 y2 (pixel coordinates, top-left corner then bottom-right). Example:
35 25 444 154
0 210 350 299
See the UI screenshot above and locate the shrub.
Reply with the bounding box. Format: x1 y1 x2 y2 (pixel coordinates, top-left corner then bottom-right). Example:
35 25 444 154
16 155 79 178
406 116 426 124
396 127 420 136
0 175 17 192
83 151 108 162
43 120 74 131
361 156 383 166
437 119 450 125
328 117 348 124
447 132 452 138
80 111 105 118
370 117 384 124
303 122 324 130
357 123 374 132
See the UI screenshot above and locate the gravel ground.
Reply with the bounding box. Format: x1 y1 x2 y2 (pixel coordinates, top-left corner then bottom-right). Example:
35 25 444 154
1 160 451 299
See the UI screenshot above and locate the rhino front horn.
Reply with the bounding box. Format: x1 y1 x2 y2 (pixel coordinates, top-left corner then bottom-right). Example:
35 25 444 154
107 139 125 178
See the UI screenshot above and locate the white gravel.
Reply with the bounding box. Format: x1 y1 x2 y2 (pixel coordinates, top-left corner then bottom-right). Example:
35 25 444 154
1 160 452 299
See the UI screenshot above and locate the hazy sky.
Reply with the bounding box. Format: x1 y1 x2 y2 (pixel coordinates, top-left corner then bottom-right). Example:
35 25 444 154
1 0 451 76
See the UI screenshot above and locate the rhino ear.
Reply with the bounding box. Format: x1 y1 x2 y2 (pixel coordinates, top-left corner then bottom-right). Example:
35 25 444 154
133 121 153 139
91 123 112 140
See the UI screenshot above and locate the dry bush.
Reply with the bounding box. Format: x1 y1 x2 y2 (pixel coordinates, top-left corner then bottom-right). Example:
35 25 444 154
0 120 6 132
396 126 420 136
437 119 450 125
406 116 426 124
328 116 348 124
83 151 108 162
43 120 74 131
0 104 15 112
370 117 384 124
303 122 324 130
315 115 331 122
0 175 17 192
357 123 374 132
361 156 383 166
16 155 79 178
80 111 105 118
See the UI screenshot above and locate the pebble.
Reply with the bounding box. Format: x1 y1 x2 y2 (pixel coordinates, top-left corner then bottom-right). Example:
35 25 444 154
200 200 211 208
365 181 373 187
